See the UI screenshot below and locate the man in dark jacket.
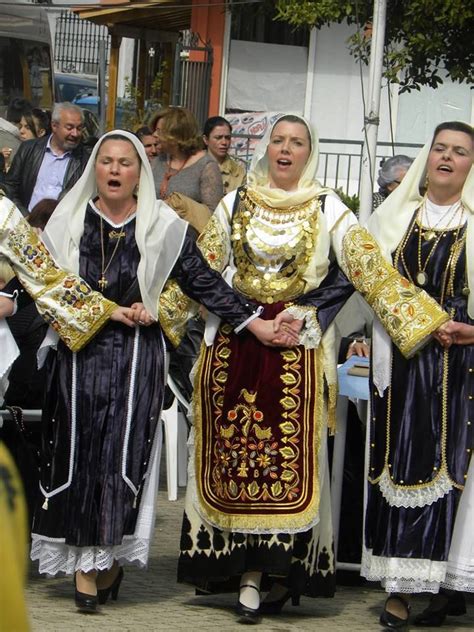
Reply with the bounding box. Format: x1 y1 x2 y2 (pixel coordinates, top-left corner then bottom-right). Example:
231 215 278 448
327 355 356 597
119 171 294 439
3 102 90 214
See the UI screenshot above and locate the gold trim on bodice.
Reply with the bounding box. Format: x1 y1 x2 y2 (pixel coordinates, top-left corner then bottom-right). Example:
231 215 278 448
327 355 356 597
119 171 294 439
231 189 320 304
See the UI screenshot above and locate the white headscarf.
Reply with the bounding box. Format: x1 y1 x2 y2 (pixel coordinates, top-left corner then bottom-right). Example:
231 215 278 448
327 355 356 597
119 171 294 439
247 114 332 208
41 130 187 319
368 124 474 317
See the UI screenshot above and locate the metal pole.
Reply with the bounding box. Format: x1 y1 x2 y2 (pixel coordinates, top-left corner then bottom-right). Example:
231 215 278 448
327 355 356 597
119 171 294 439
98 39 107 135
303 28 317 119
171 41 182 106
358 0 387 225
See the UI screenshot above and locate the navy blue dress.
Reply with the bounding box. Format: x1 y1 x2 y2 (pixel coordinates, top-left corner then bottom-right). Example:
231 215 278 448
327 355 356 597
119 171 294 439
32 205 254 548
364 214 473 586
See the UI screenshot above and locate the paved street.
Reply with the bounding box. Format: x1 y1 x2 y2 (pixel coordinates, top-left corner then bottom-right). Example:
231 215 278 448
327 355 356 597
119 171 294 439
25 469 474 632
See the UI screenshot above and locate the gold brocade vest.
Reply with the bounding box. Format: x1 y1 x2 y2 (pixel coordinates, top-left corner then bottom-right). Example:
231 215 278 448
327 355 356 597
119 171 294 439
231 188 321 303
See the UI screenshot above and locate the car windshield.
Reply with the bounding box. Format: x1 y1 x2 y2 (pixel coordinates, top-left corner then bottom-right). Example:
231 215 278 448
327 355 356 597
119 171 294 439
55 75 96 103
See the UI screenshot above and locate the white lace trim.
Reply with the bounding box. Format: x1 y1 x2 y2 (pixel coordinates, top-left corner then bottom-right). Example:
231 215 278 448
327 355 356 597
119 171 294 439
30 535 151 576
30 421 164 577
371 317 391 396
361 547 447 593
284 305 322 349
378 468 453 508
442 569 474 592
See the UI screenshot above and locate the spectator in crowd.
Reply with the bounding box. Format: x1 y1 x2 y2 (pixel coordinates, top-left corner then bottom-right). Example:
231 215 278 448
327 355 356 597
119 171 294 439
135 126 159 162
0 97 33 181
203 116 246 194
18 108 51 141
151 108 225 403
4 102 90 214
372 154 413 209
151 106 223 232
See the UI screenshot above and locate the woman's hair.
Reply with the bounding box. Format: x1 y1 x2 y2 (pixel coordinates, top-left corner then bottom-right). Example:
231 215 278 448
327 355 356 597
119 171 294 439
150 107 203 156
7 97 32 124
203 116 231 138
271 115 312 149
20 112 37 137
377 155 413 192
135 126 154 140
431 121 474 146
21 108 51 138
32 108 51 136
28 198 58 229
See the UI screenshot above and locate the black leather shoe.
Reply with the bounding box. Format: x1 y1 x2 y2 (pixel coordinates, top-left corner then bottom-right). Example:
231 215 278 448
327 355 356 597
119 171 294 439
259 591 300 615
97 567 124 605
414 591 466 627
75 589 98 613
380 595 410 629
236 584 261 624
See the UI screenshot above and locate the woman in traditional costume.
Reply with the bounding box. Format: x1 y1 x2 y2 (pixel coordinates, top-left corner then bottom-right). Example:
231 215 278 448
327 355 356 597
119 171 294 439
360 121 474 628
175 114 450 624
0 131 295 614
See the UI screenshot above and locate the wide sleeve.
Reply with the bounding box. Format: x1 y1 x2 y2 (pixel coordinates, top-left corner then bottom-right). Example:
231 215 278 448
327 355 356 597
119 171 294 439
158 194 234 347
169 229 255 329
0 197 117 351
284 194 449 358
200 159 224 211
341 225 449 358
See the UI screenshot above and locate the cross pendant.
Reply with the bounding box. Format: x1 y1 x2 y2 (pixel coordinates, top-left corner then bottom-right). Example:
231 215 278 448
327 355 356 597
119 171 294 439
98 276 108 291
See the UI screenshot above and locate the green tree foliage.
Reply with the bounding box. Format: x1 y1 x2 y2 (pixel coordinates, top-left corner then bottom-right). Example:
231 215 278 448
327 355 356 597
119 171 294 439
274 0 474 92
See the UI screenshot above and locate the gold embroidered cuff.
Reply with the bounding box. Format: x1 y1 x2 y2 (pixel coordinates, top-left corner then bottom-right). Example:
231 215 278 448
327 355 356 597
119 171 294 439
342 226 449 358
1 215 120 352
32 273 118 352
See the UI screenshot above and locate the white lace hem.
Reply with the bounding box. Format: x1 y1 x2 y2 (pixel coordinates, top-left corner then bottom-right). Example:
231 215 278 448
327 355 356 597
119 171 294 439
30 421 163 577
361 547 447 594
442 568 474 592
284 305 322 349
30 535 151 576
378 468 453 508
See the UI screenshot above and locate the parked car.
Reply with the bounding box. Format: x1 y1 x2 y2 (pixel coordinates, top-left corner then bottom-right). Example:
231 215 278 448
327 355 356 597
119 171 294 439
54 72 97 103
73 94 128 129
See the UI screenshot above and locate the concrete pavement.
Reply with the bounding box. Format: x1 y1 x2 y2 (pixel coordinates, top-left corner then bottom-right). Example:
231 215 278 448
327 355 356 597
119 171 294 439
25 478 473 632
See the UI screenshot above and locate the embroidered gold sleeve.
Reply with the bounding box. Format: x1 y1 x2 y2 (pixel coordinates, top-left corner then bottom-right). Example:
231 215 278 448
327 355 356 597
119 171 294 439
342 226 449 358
159 214 231 346
0 204 117 352
159 279 198 348
197 214 231 273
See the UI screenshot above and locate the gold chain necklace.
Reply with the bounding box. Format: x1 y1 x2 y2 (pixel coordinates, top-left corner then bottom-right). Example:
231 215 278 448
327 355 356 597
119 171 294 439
97 202 136 291
420 198 462 241
415 201 464 287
